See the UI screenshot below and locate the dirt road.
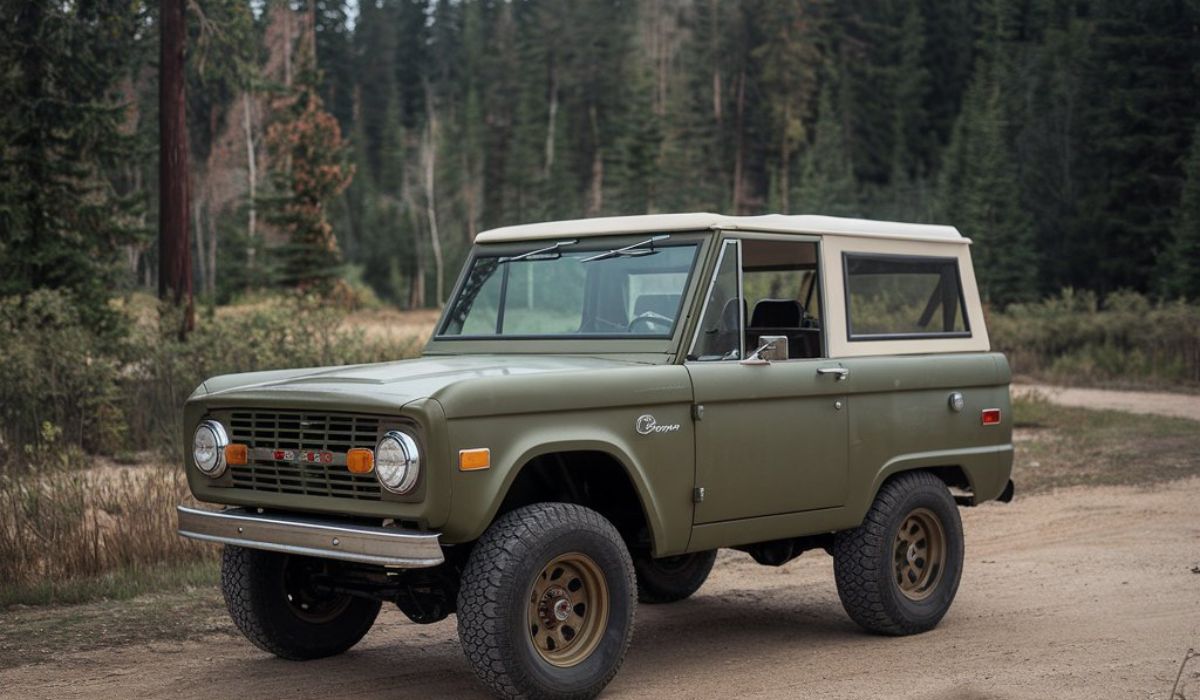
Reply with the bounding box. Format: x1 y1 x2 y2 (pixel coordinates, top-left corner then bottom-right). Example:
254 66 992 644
3 476 1198 700
1014 383 1200 422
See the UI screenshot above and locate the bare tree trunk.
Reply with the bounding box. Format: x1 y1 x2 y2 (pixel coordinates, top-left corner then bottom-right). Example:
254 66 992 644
544 62 558 176
711 0 721 124
780 103 791 214
587 104 604 216
193 188 207 294
159 0 193 338
462 149 478 243
242 92 257 273
732 68 746 213
282 5 292 88
305 0 317 61
654 1 667 116
207 203 217 296
407 210 426 309
423 90 445 307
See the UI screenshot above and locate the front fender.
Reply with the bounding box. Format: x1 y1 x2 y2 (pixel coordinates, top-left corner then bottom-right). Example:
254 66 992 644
438 404 695 557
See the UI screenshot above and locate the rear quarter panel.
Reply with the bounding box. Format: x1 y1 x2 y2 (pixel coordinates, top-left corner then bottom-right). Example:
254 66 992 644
840 352 1013 521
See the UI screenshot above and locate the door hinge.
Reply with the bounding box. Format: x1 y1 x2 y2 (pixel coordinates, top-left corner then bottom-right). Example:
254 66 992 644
693 486 705 503
692 404 704 421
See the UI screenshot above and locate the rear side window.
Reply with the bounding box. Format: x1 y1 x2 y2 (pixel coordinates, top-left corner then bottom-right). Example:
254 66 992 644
844 254 970 340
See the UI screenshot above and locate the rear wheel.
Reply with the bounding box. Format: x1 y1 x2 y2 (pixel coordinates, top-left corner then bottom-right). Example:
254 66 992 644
833 471 964 635
457 503 636 699
221 545 381 660
633 550 717 604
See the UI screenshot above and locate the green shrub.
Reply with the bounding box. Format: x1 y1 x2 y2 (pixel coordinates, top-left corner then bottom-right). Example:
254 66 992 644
991 290 1200 389
0 291 127 466
122 297 422 455
0 291 423 473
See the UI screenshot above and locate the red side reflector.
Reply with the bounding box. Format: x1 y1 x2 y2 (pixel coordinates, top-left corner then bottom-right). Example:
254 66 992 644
981 408 1002 426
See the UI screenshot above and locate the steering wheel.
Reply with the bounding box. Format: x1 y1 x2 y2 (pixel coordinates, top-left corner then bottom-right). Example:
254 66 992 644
627 310 674 334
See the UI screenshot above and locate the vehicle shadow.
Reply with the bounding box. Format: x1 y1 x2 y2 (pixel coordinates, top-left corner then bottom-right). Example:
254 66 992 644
196 585 873 699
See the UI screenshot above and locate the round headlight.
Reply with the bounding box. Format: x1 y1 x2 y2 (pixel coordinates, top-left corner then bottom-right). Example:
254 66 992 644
192 420 229 477
375 431 420 494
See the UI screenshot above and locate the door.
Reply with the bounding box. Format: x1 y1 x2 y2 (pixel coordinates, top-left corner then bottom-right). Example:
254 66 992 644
685 237 849 524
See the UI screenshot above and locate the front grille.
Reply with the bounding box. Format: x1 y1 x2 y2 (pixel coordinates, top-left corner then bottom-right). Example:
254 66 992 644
227 411 382 501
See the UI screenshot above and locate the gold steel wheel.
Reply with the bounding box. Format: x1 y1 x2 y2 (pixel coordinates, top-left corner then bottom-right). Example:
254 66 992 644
893 507 946 601
527 552 609 667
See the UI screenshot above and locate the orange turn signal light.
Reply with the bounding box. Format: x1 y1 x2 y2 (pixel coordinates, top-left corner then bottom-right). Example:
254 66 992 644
459 448 491 471
346 448 374 474
224 444 248 466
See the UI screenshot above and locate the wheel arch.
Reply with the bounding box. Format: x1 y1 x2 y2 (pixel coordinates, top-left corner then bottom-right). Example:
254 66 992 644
858 444 1013 517
466 441 670 557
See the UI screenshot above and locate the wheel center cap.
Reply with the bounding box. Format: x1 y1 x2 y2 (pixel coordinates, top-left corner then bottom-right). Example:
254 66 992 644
907 544 918 563
553 598 571 622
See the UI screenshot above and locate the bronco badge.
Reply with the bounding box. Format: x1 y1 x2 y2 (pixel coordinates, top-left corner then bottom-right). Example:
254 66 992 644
635 414 681 435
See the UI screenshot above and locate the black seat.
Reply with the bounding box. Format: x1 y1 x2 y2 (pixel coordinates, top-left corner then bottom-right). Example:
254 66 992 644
748 299 820 359
750 299 804 328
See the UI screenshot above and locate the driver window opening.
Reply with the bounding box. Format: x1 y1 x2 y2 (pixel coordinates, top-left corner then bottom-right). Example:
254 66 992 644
690 238 824 361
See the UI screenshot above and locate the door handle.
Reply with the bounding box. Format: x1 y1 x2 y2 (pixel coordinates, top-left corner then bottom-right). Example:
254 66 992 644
817 367 849 381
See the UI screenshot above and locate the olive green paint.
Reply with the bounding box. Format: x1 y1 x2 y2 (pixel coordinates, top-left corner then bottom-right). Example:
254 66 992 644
183 227 1013 559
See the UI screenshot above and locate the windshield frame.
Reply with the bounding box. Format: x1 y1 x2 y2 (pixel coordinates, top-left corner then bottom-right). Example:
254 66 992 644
426 231 714 355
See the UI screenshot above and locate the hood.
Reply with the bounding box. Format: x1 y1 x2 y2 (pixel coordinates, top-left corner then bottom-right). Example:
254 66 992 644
194 354 652 410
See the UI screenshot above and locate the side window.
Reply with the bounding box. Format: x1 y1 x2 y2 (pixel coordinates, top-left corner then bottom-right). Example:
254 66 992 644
742 239 823 359
689 241 741 360
690 238 825 361
844 254 970 339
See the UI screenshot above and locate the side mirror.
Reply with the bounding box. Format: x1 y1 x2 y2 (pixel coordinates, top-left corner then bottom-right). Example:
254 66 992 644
740 336 788 365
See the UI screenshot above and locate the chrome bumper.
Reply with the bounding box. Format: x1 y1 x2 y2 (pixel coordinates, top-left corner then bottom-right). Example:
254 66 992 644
177 506 444 568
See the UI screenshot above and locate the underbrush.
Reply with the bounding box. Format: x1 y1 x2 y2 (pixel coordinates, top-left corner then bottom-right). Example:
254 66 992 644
0 290 424 470
0 290 423 604
991 290 1200 390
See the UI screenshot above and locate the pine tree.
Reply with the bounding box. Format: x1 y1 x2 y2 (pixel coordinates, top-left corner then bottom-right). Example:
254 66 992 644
890 2 932 181
1085 0 1200 293
754 0 822 214
936 0 1037 308
0 1 145 329
1161 126 1200 300
794 86 858 215
263 48 355 294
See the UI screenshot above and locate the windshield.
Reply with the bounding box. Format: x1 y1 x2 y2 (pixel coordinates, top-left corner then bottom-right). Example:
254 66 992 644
439 240 699 339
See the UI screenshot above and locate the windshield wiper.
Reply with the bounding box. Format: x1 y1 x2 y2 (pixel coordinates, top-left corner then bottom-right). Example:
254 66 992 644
499 239 578 264
581 234 669 263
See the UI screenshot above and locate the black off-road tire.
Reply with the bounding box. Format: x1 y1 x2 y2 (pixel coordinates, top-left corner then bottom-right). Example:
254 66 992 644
633 549 717 604
221 545 382 660
833 471 964 636
457 503 637 700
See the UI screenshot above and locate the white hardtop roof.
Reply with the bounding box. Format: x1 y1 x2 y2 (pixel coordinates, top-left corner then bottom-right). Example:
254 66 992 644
475 213 967 245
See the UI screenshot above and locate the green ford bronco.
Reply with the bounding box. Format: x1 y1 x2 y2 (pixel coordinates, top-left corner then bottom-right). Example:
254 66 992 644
179 213 1013 699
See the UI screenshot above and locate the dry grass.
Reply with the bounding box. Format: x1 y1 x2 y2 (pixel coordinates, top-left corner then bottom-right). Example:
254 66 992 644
1011 393 1200 493
0 460 215 602
341 307 441 344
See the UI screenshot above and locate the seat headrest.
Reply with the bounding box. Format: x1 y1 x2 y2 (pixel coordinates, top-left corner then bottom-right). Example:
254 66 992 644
750 299 803 328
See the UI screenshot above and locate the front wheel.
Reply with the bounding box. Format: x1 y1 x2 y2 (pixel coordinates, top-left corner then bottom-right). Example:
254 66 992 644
221 546 381 660
833 471 964 635
457 503 636 699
